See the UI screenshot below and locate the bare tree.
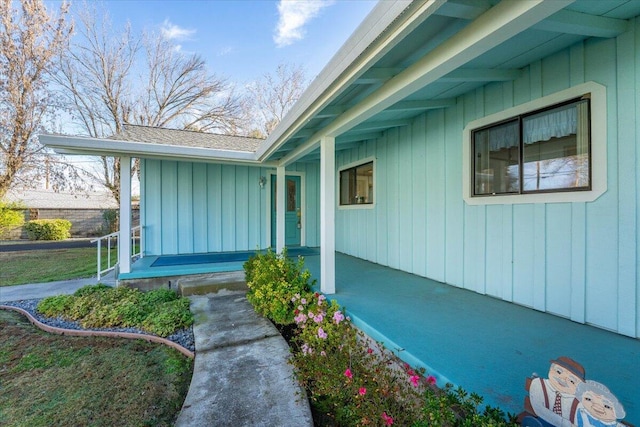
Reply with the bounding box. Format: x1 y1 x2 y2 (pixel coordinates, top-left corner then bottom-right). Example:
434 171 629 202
246 63 307 137
0 0 74 199
56 6 246 202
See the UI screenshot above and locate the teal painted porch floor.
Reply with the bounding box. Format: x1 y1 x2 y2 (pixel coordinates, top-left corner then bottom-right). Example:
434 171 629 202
118 247 319 280
303 253 640 423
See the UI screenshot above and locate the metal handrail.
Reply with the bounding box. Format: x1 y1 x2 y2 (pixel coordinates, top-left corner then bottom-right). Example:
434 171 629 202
91 225 141 281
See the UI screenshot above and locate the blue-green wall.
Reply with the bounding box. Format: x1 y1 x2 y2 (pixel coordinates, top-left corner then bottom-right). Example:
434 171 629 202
140 160 321 256
336 19 640 338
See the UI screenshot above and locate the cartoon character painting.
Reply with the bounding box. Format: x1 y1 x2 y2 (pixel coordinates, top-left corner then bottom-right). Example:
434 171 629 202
519 357 630 427
575 381 626 427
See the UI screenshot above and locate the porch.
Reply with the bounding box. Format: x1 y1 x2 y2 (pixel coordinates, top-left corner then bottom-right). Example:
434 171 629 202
117 247 319 281
302 253 639 423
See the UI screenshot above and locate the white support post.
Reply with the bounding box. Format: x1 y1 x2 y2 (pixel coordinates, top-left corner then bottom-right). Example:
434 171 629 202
320 136 336 294
118 156 132 274
276 165 286 253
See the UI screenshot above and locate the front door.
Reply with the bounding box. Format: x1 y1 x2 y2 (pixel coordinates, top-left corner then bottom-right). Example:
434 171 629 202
271 175 301 247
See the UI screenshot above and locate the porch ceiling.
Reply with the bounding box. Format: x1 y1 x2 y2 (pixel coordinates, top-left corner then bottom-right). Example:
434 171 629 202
267 0 639 165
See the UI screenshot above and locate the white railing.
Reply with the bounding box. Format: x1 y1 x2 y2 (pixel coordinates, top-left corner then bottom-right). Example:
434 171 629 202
92 226 141 281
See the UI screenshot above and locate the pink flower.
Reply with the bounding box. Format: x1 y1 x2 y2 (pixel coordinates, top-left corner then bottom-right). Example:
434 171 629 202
426 375 437 385
297 305 304 311
344 368 352 379
317 328 327 339
294 313 307 324
301 298 307 305
367 348 374 354
308 310 314 318
358 387 367 396
301 343 313 355
333 311 345 324
381 412 394 425
410 375 420 387
313 314 324 323
320 351 326 357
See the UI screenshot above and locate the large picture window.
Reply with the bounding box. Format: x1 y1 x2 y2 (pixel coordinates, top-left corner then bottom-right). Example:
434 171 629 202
340 161 373 206
472 98 590 196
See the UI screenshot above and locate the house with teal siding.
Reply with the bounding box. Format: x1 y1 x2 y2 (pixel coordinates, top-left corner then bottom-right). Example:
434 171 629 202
43 0 640 418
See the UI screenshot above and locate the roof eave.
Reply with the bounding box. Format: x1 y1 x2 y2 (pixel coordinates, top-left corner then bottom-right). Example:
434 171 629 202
39 134 268 166
255 0 430 162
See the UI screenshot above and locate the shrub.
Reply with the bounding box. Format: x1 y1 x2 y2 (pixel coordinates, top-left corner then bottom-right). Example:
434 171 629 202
36 294 76 317
102 209 118 233
244 248 315 325
73 283 111 297
142 298 193 337
0 201 25 238
37 285 193 337
24 219 72 240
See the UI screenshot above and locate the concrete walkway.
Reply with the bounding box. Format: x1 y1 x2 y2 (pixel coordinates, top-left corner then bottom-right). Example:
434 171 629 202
0 274 116 302
176 291 313 427
0 279 313 426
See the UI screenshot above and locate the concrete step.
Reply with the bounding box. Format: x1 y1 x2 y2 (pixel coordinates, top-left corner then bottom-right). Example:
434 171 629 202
177 271 247 296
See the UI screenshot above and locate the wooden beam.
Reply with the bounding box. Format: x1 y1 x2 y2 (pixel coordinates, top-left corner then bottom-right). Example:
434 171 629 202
337 132 383 144
386 98 456 112
315 105 346 118
440 68 522 82
355 68 404 84
351 119 412 133
434 0 490 20
533 9 629 38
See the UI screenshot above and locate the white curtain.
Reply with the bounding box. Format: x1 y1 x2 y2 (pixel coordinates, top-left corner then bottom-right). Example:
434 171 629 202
523 103 577 144
487 121 519 151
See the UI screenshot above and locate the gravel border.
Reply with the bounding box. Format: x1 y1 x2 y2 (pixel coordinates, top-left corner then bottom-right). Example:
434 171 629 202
1 299 195 358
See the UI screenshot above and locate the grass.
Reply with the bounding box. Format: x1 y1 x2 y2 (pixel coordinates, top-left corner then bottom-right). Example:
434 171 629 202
0 247 117 286
0 310 193 426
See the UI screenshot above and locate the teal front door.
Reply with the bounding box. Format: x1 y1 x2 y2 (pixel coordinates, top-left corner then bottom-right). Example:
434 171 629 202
271 175 302 247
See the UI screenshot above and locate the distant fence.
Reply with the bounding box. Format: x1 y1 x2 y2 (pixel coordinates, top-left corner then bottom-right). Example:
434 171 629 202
3 208 139 239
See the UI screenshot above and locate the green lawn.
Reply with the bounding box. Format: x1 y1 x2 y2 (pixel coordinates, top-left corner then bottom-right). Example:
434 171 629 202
0 310 192 427
0 247 117 286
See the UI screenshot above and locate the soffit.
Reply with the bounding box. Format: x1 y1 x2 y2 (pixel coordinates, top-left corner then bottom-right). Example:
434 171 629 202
269 0 640 164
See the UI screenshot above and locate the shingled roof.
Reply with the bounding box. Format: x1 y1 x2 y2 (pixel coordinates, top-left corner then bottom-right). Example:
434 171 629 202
6 189 118 209
112 125 264 153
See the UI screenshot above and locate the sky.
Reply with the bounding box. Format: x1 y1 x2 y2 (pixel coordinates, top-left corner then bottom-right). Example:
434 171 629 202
71 0 378 85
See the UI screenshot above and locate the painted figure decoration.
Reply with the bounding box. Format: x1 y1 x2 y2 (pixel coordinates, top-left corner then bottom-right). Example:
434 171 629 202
519 357 630 427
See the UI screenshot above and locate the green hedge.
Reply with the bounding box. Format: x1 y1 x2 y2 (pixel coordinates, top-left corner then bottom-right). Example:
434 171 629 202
24 219 72 240
0 201 25 238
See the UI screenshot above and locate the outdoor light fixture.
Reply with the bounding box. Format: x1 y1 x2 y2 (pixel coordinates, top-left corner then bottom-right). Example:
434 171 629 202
259 176 266 189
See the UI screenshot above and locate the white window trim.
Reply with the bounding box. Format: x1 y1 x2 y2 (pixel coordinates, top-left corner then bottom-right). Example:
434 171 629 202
337 156 376 210
462 81 607 205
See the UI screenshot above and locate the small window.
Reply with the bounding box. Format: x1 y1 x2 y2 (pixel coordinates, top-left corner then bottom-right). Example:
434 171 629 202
340 161 373 205
472 98 590 196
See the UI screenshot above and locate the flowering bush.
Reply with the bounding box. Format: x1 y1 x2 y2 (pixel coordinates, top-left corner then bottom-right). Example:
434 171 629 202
290 291 428 426
244 248 315 325
244 252 518 426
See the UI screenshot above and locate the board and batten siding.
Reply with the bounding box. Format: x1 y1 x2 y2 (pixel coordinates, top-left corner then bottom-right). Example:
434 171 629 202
141 160 268 255
140 159 321 256
335 20 640 338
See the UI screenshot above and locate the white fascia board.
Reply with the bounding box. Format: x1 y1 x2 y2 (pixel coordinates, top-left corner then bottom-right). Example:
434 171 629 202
257 0 445 163
40 134 265 165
